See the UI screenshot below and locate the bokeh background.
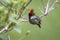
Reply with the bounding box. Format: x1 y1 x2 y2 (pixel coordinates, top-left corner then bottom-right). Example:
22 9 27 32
0 0 60 40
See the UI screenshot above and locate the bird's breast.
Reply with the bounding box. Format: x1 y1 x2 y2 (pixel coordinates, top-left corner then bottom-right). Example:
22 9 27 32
30 16 37 19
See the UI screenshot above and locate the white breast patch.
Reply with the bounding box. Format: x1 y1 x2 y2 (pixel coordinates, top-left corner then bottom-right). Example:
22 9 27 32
31 16 37 19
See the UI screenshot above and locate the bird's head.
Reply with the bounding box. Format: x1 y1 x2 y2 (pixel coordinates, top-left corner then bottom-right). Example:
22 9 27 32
29 9 34 15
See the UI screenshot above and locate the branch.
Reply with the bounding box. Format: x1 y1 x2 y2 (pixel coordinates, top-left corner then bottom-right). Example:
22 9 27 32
55 0 60 4
41 0 46 9
19 17 29 22
40 0 60 18
39 8 44 14
0 22 12 33
48 0 57 12
40 0 50 18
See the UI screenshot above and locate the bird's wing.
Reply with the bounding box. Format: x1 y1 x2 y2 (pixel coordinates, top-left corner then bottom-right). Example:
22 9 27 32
30 16 40 24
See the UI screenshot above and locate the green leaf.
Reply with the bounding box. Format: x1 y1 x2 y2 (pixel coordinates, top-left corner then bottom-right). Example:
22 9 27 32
5 0 11 4
9 17 16 22
13 26 22 33
0 6 5 12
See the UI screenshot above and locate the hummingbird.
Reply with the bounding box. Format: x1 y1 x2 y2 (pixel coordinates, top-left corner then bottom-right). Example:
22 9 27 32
28 9 41 28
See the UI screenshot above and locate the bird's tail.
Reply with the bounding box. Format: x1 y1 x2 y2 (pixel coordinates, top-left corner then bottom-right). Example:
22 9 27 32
37 24 41 28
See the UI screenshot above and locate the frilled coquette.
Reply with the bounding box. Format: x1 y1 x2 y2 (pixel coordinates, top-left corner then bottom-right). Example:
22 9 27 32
29 9 41 28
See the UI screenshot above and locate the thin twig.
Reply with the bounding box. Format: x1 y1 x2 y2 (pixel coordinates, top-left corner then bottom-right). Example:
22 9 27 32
41 0 46 9
19 17 28 22
17 0 32 20
40 0 50 18
48 0 56 12
39 8 44 13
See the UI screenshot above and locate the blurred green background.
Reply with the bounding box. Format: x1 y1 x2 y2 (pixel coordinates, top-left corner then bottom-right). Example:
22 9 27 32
0 0 60 40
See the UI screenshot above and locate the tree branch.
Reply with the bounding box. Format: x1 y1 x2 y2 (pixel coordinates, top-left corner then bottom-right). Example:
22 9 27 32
40 0 60 18
48 0 59 12
0 22 12 33
19 17 28 22
40 0 50 18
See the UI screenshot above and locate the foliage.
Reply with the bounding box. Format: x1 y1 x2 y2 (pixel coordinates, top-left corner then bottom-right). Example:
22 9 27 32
0 0 32 40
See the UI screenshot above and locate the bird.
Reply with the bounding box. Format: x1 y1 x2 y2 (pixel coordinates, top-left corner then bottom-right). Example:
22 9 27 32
28 9 41 28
